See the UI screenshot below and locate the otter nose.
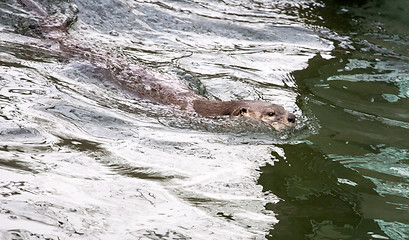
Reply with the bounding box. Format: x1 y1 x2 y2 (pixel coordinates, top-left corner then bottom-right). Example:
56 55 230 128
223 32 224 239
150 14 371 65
288 113 296 123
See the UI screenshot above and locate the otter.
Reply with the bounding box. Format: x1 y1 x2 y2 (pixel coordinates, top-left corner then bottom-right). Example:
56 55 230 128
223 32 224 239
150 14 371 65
19 0 296 130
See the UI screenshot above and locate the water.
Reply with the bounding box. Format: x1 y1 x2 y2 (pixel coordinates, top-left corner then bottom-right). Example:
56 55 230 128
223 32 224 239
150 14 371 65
0 0 408 239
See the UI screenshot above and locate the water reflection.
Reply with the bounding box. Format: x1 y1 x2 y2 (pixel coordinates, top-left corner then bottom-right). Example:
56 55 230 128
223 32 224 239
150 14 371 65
260 143 395 239
265 0 409 239
262 143 409 239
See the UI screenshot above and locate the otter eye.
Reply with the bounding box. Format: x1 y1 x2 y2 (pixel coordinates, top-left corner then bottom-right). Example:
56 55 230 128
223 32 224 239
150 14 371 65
267 112 275 117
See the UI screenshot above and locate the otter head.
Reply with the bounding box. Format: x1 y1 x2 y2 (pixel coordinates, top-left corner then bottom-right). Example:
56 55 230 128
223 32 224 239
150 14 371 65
231 101 296 130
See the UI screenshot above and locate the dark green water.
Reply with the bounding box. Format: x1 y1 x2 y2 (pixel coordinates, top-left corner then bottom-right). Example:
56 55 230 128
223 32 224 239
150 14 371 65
261 1 409 239
0 0 408 239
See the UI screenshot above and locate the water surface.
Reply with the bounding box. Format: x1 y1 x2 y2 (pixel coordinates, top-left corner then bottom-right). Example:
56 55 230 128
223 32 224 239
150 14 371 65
0 0 408 239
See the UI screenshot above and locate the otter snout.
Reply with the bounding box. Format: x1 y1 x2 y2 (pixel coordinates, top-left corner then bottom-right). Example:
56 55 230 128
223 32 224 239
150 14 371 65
287 113 296 123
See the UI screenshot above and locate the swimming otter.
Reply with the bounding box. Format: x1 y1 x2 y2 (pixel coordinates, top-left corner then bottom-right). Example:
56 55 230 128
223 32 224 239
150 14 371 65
19 0 296 130
105 63 296 130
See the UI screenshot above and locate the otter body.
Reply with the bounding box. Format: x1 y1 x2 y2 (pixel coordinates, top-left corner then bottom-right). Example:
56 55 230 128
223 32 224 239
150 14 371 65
20 0 296 130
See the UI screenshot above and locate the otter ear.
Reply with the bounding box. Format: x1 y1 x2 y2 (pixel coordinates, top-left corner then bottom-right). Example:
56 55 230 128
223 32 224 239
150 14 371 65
239 107 247 115
231 107 248 116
